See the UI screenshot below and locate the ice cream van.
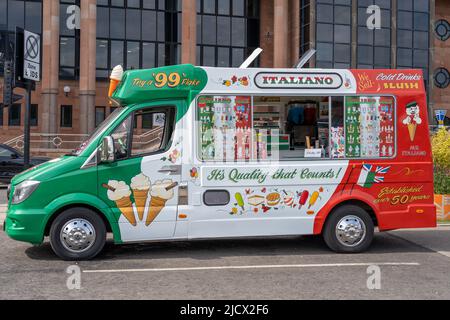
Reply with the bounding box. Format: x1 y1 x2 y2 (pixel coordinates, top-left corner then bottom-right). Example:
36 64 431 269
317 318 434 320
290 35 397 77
4 63 436 260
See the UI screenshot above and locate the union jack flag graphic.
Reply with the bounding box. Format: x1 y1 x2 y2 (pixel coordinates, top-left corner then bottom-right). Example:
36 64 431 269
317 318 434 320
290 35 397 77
357 165 391 188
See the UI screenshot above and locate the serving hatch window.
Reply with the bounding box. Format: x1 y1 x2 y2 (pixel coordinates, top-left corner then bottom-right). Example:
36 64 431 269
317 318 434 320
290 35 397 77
196 95 396 162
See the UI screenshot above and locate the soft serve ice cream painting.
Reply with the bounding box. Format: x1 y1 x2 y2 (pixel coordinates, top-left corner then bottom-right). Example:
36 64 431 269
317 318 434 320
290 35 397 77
103 172 178 241
104 180 135 226
146 180 177 226
130 174 151 221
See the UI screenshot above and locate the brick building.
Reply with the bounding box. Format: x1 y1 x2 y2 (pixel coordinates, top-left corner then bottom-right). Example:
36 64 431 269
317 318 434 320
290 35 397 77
0 0 449 148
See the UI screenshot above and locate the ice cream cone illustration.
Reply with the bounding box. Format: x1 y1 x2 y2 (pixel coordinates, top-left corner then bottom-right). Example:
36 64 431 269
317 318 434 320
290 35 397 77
104 180 136 226
407 123 417 142
108 65 123 97
146 180 178 226
131 174 151 221
402 101 422 142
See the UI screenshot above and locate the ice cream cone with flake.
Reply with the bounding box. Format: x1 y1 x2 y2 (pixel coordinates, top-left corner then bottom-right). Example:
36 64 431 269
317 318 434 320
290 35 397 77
108 65 123 97
104 180 136 226
131 174 151 221
146 179 178 226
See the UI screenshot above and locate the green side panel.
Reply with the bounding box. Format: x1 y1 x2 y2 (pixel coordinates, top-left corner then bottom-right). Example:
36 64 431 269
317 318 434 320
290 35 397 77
112 64 207 120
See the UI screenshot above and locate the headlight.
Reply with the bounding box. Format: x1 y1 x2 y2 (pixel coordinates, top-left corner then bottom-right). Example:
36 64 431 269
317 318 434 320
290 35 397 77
11 180 40 204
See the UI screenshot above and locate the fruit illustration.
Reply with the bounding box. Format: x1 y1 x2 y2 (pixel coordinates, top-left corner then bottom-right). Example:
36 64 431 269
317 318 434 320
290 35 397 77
168 149 180 163
239 76 249 86
190 167 198 179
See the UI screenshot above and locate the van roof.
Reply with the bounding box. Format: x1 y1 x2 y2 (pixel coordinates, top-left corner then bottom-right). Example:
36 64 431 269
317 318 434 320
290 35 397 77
111 64 426 106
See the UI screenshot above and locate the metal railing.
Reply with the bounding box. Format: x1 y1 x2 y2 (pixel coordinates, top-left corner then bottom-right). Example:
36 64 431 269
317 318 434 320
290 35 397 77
3 133 90 157
2 127 164 157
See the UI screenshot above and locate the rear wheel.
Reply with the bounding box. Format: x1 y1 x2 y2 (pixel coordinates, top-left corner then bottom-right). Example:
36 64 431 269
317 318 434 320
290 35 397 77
323 205 374 253
49 207 106 261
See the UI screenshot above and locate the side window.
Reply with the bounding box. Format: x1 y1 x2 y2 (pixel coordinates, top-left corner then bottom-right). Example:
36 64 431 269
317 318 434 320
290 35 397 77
0 147 15 158
111 116 132 161
131 107 175 157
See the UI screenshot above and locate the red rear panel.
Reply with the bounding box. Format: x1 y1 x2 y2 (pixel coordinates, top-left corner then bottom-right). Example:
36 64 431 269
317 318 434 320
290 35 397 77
314 69 436 234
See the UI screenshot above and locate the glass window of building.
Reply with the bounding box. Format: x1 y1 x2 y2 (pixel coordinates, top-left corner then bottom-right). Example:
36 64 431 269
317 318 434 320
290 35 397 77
299 0 311 61
196 0 260 67
315 0 352 69
95 106 106 127
356 0 391 69
60 0 80 79
96 0 182 80
397 0 430 86
0 104 4 127
60 105 73 128
8 104 21 126
0 0 43 75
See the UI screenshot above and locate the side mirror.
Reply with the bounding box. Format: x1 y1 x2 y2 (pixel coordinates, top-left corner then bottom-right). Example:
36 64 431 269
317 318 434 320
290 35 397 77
99 136 115 163
11 153 19 159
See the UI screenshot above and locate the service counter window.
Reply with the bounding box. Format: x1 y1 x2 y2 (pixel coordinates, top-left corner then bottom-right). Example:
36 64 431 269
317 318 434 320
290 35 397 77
197 95 396 162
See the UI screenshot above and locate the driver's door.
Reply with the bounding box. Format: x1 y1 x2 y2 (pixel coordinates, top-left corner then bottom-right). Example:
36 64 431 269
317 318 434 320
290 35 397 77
97 104 180 242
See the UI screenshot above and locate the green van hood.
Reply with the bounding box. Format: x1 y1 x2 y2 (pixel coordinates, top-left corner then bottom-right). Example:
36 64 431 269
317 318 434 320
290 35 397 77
11 156 85 186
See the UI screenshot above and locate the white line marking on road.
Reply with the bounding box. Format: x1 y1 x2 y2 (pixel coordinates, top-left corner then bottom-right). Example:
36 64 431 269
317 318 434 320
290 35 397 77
83 262 420 274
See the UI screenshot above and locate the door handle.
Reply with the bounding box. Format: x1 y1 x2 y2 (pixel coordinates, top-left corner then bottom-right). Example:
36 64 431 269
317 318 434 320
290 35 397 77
158 165 181 175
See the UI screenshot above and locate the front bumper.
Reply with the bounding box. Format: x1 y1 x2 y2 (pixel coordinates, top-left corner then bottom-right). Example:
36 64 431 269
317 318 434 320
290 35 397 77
4 207 48 245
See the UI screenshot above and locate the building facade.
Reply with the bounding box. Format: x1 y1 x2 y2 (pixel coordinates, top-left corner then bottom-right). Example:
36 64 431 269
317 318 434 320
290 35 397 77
0 0 449 145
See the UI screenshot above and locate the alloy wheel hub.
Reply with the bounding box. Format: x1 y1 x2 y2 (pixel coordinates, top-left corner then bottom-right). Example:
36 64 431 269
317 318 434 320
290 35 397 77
60 219 96 253
335 215 366 247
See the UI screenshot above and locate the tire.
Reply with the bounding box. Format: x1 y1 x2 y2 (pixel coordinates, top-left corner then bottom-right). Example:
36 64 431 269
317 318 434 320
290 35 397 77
323 205 374 253
49 207 106 261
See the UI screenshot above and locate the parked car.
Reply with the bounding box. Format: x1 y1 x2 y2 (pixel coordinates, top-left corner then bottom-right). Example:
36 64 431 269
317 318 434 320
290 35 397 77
0 144 50 184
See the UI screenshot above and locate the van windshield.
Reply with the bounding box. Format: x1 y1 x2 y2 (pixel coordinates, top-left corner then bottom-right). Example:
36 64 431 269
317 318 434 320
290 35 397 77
71 107 125 156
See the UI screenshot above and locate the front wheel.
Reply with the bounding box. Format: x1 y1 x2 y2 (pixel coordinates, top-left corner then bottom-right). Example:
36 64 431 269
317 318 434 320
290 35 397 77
323 205 374 253
49 207 106 260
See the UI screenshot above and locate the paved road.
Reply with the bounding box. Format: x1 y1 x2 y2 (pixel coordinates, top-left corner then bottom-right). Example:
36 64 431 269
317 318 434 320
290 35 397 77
1 224 450 300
